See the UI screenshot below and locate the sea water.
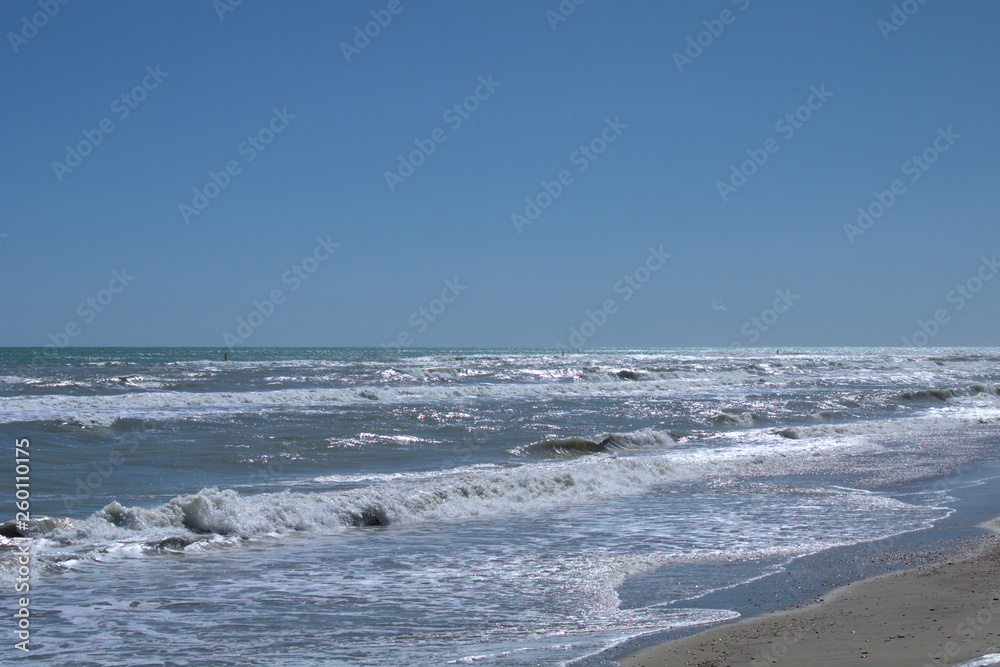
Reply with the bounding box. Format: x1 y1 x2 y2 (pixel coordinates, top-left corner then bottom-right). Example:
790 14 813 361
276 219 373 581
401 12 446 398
1 347 999 665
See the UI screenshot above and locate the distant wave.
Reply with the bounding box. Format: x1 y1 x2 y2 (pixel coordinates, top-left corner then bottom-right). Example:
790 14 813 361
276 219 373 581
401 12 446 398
771 403 1000 442
896 383 999 403
0 375 755 424
711 410 760 427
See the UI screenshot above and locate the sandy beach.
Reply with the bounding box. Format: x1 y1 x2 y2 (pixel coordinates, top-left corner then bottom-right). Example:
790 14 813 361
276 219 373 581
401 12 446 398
621 522 1000 667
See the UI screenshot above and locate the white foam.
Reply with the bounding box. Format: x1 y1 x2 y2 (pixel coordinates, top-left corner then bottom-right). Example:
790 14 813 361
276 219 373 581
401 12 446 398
954 655 1000 667
38 414 950 557
6 350 999 428
35 451 703 559
0 376 749 424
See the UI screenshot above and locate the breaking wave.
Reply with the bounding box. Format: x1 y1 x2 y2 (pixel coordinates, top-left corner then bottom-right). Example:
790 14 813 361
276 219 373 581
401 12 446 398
26 452 704 560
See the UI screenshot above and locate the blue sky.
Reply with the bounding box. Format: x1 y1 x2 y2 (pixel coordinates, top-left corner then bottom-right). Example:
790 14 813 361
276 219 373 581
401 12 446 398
1 0 998 349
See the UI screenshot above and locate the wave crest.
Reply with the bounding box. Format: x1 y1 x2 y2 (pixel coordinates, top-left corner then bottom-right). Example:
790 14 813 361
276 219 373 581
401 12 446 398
516 429 677 457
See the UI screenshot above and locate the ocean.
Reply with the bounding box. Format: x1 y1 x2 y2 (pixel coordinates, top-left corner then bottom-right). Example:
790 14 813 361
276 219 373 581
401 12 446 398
2 347 999 665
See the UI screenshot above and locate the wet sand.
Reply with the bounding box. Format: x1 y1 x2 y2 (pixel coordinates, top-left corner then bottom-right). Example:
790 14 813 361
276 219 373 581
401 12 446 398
621 522 1000 667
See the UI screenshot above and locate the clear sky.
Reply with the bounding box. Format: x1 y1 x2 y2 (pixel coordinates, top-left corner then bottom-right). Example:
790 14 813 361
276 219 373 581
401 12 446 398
1 0 998 349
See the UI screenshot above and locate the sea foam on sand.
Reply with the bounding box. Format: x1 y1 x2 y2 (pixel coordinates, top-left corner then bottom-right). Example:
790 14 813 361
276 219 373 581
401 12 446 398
621 520 1000 667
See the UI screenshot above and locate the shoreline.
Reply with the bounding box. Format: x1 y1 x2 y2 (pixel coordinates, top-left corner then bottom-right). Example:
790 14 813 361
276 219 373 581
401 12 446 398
563 442 1000 667
617 520 1000 667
